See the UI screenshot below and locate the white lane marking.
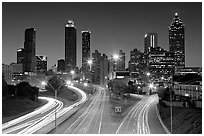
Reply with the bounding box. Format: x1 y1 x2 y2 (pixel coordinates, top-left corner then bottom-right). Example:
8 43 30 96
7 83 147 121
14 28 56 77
98 90 105 134
116 97 146 134
64 88 101 134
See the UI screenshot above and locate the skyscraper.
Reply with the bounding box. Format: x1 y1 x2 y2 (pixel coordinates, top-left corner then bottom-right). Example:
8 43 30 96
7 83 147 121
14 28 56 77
144 33 158 53
82 30 91 73
23 28 36 73
36 55 47 74
92 50 101 84
169 13 185 71
128 48 145 73
148 46 174 79
57 59 65 72
17 48 24 64
99 54 109 86
65 20 76 72
117 50 125 71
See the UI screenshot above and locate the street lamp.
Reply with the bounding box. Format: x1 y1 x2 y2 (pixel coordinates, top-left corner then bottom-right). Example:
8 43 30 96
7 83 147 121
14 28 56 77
87 59 93 71
84 82 88 87
70 70 75 80
41 80 66 129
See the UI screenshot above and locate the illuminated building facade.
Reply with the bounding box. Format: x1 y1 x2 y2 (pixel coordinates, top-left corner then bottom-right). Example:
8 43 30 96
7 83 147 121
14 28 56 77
128 48 145 73
169 13 185 72
36 55 47 74
91 50 101 84
65 20 76 72
82 30 91 73
17 48 24 64
148 47 174 78
144 33 158 53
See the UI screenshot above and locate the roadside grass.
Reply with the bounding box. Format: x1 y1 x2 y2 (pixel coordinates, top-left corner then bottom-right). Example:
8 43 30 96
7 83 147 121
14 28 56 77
73 83 95 94
39 87 78 101
158 100 202 134
2 98 47 123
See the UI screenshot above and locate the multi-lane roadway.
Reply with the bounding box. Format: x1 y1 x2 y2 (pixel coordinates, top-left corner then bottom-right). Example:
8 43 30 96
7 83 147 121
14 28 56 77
2 85 87 134
3 85 169 134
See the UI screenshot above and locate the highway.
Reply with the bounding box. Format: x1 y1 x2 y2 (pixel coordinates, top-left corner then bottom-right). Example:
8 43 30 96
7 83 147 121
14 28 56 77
55 86 106 134
2 85 87 134
50 86 167 134
116 94 166 134
3 84 168 134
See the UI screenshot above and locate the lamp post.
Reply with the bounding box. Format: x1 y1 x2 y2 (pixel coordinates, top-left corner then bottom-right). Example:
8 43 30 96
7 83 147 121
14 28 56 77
41 81 66 129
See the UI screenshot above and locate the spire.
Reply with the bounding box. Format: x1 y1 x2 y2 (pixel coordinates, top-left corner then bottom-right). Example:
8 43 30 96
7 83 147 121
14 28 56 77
66 20 75 27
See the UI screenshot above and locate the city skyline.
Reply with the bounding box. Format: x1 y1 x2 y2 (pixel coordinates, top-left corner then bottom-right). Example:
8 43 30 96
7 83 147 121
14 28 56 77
2 2 202 68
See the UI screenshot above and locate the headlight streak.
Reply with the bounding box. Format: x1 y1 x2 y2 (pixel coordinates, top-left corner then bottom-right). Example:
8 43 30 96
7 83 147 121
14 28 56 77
18 86 87 134
17 100 63 134
63 88 101 134
2 97 57 131
116 95 158 134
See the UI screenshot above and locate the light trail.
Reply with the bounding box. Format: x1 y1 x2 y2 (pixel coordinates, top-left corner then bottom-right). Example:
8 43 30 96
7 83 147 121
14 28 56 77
2 97 58 131
116 95 158 134
64 87 105 134
64 88 101 134
18 85 87 134
2 85 87 134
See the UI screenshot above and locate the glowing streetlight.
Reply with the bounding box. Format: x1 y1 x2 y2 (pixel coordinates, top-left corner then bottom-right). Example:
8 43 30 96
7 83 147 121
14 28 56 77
113 54 119 60
70 70 75 75
70 70 75 80
66 80 71 85
87 59 93 71
84 82 88 87
149 83 154 89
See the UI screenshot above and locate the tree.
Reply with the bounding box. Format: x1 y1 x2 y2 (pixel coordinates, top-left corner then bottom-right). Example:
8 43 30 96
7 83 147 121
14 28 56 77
157 87 175 101
16 82 32 98
45 76 64 93
2 73 9 98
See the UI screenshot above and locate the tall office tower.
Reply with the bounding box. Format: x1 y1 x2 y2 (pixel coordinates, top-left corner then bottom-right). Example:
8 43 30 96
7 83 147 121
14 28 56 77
144 33 158 53
65 20 76 72
23 28 36 73
128 48 145 73
17 48 24 64
99 54 109 86
169 13 185 72
148 46 174 79
82 30 91 73
36 55 47 74
57 59 65 72
116 50 125 71
92 50 101 84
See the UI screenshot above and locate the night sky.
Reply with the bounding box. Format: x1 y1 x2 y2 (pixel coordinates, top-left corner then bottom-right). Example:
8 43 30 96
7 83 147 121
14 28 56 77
2 2 202 69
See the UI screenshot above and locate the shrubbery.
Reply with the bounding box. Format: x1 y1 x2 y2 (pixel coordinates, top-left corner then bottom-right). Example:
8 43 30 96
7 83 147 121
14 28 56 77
157 87 174 101
45 76 65 94
2 80 39 101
